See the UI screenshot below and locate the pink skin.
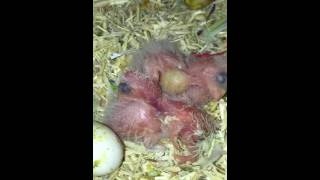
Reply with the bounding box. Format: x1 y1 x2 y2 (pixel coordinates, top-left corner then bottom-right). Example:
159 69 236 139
105 96 164 148
161 55 227 106
156 97 214 164
185 54 227 104
104 71 164 148
130 40 187 82
105 71 215 164
143 53 187 82
104 40 225 163
119 71 161 105
131 40 227 106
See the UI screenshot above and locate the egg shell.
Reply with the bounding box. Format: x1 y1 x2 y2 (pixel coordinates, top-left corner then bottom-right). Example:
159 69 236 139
93 121 124 176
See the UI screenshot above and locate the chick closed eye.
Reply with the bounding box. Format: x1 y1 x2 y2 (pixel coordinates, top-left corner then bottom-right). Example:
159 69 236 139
119 82 131 94
216 72 227 86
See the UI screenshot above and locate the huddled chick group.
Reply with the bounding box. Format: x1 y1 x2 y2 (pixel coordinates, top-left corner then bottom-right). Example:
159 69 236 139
103 40 227 164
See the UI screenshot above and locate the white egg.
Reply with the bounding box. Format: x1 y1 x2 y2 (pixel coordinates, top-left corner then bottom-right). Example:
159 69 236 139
93 121 124 176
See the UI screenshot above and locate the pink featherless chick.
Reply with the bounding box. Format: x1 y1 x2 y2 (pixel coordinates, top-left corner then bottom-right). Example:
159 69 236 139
103 71 165 148
130 39 227 107
155 97 216 164
183 52 227 105
158 52 227 106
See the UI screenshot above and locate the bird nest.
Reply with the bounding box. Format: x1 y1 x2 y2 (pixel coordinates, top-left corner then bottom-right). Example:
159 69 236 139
93 0 227 179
